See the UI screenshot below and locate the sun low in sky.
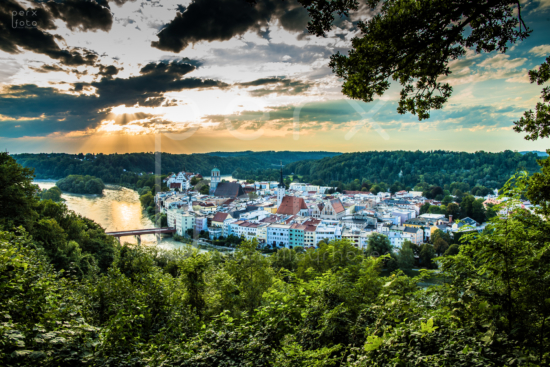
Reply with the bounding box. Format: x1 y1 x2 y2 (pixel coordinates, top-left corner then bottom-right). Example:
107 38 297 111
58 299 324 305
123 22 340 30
1 0 550 154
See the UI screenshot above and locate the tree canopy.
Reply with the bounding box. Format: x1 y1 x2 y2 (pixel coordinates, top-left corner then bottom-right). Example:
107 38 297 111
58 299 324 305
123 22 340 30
56 175 105 195
299 0 530 120
234 150 540 192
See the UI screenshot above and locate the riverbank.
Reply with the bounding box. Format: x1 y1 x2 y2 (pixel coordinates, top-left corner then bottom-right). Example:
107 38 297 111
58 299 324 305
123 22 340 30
33 181 178 247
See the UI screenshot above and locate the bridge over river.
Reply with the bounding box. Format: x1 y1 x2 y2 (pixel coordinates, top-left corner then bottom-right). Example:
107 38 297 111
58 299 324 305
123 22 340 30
106 227 176 244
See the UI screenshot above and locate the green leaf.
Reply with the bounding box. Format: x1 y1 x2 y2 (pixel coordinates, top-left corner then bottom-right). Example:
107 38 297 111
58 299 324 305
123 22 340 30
364 335 384 351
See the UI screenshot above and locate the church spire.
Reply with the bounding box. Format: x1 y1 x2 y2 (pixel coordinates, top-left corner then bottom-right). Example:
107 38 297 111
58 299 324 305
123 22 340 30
278 161 285 188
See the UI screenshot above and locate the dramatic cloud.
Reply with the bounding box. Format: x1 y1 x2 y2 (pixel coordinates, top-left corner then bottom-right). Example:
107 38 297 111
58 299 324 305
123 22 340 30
151 0 310 52
46 0 113 32
0 0 139 73
98 64 123 79
0 59 228 137
0 0 105 66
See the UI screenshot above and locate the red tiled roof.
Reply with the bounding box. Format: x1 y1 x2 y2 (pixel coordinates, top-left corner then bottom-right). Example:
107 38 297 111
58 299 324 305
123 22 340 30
276 196 308 215
343 190 368 195
284 215 296 224
169 182 181 188
304 225 317 232
330 199 345 213
260 215 279 223
222 198 235 206
212 212 230 222
303 218 321 226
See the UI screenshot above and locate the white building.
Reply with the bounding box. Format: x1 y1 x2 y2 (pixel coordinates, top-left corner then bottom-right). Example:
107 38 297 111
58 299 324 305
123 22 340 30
341 228 362 247
419 213 446 221
239 209 270 221
166 171 196 190
223 218 239 237
315 220 342 244
167 209 196 236
233 221 262 242
391 209 416 224
311 198 346 221
267 223 291 247
359 230 377 249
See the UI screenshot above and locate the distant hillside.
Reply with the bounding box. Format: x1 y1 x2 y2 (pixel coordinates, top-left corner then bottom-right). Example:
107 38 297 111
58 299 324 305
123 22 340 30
203 151 341 165
11 151 339 182
233 150 542 190
519 150 548 157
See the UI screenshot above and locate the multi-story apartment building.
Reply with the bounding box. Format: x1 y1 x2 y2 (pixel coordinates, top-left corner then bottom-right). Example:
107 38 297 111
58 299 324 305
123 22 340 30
341 227 362 247
289 223 306 248
303 224 317 248
167 208 196 236
315 220 342 244
194 216 208 234
256 223 269 244
236 221 261 242
267 223 291 247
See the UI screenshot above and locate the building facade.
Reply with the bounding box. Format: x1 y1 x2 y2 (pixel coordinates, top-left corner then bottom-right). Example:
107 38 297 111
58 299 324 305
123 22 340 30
267 223 291 247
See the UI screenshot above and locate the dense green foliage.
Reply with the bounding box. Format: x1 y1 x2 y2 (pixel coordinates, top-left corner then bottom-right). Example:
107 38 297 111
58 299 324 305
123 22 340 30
234 150 540 193
0 153 119 277
514 56 550 140
12 151 339 182
1 152 550 366
56 175 105 195
37 186 64 202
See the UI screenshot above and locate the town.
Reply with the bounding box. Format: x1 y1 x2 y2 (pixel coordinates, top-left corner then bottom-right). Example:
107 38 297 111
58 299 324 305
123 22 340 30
156 165 520 251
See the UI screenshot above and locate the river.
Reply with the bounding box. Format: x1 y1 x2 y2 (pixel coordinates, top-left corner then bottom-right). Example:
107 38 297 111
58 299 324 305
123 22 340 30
34 180 185 250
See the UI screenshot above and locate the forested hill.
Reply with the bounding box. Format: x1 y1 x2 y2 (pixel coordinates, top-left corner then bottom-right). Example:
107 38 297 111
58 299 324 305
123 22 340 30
233 150 542 190
11 151 339 182
204 151 340 163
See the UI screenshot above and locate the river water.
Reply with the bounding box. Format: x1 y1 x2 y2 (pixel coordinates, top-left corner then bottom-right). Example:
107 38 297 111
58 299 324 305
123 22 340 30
34 181 184 250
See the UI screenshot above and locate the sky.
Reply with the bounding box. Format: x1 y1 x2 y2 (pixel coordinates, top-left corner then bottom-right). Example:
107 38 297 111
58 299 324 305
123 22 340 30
1 0 550 154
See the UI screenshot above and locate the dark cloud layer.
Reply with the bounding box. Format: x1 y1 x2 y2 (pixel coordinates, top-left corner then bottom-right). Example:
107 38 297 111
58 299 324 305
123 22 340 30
0 59 227 137
237 77 314 96
98 64 122 78
46 0 113 32
152 0 309 52
29 63 66 73
0 0 109 67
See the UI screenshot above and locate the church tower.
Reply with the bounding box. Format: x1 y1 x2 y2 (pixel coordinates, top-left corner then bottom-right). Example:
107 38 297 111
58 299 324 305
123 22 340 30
210 166 220 195
277 162 285 207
